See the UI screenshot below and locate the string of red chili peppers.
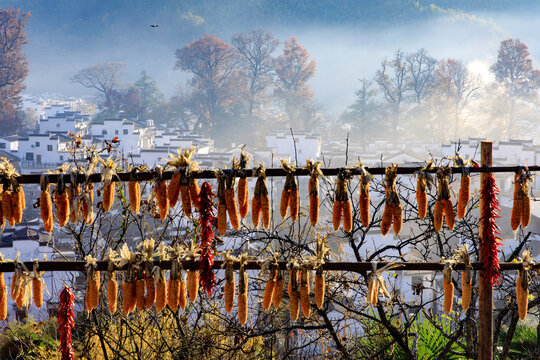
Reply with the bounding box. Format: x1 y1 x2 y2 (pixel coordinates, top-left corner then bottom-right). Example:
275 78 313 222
58 286 75 360
199 182 216 295
480 174 503 286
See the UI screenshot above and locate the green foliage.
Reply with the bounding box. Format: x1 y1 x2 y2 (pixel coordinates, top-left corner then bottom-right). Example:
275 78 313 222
499 322 538 360
0 317 59 360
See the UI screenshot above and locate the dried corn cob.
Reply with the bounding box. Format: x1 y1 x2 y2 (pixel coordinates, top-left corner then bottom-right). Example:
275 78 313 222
68 173 82 223
238 255 249 325
85 256 100 312
517 251 533 320
187 269 199 303
443 262 454 314
136 276 146 311
216 170 228 235
280 160 298 220
314 235 329 309
82 183 94 224
305 160 322 226
32 260 45 308
273 271 284 308
358 162 372 228
99 157 117 211
454 245 472 311
178 277 187 310
145 275 155 309
11 185 24 225
2 189 13 227
155 275 167 313
332 200 342 231
40 175 54 232
382 164 400 236
225 183 240 230
393 204 403 235
434 200 443 232
55 179 70 228
236 150 250 219
436 167 454 232
457 172 470 219
168 278 179 312
123 281 134 316
416 161 433 220
0 272 6 320
108 273 118 313
380 204 393 236
288 263 300 321
299 268 310 318
262 266 276 311
342 200 353 233
224 260 235 313
189 178 201 210
251 194 261 229
280 188 290 219
168 171 182 207
443 199 455 231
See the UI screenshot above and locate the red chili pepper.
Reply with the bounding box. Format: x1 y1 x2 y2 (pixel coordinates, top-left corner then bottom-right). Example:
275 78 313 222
199 182 216 295
480 175 503 286
58 286 76 360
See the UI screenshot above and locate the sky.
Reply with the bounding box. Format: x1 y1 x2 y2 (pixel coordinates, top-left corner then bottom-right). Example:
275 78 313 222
5 0 540 115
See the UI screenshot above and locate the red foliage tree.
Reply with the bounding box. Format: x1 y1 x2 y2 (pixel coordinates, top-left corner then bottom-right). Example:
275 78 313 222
0 8 29 135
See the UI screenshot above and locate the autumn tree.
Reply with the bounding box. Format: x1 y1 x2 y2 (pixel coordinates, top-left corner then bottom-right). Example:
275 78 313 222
71 62 126 110
134 70 165 119
0 8 29 136
406 48 437 103
174 34 242 133
232 30 279 115
434 58 478 139
490 39 540 138
274 37 316 128
374 50 410 135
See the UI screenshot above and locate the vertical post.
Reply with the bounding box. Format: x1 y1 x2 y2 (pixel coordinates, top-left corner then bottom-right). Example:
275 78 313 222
479 141 493 360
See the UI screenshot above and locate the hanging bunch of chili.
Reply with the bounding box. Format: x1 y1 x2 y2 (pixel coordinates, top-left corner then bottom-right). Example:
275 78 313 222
434 167 454 232
358 160 373 228
480 172 503 286
381 164 402 236
252 164 270 229
305 159 323 227
280 160 299 221
415 160 434 220
58 286 76 360
333 168 353 232
236 149 250 219
199 181 216 296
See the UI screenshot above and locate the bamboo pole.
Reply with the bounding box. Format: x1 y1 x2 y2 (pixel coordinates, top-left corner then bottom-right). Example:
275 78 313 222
479 141 493 360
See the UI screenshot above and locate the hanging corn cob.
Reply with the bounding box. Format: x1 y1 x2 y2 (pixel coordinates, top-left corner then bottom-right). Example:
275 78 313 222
215 170 228 235
166 146 200 214
305 159 323 227
55 165 70 227
452 154 471 220
105 249 119 313
281 161 299 221
184 241 201 303
237 149 250 219
118 244 137 316
32 257 46 308
333 168 352 232
238 254 249 325
153 166 169 221
358 160 373 228
252 164 270 229
155 243 168 313
0 254 6 320
40 175 54 233
12 253 30 309
167 244 183 312
314 234 330 310
454 245 472 311
273 268 284 308
442 261 454 314
514 167 533 229
381 164 402 236
99 157 117 212
435 167 454 232
511 172 522 231
68 172 82 223
287 260 300 321
138 239 156 309
517 250 534 320
82 181 95 225
299 267 311 318
261 251 280 311
366 260 402 306
221 250 237 313
128 166 143 215
84 255 100 312
415 160 434 220
224 168 240 230
0 158 23 226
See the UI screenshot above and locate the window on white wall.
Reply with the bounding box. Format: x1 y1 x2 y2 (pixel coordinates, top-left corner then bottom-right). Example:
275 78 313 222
0 143 5 149
123 129 129 135
47 145 53 151
102 130 107 135
115 130 119 135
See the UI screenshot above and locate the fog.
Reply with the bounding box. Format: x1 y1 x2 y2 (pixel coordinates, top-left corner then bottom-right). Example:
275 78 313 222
15 2 540 119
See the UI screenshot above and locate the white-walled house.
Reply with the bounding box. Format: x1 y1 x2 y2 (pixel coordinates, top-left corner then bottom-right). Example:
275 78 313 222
90 118 141 155
266 130 321 164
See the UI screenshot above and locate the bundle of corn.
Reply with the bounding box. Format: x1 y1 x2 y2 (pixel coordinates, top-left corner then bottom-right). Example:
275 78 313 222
238 253 249 325
139 239 156 309
152 166 169 221
252 164 270 229
118 244 137 316
280 161 299 221
305 159 323 227
31 257 46 308
0 254 6 320
11 253 30 309
128 166 144 215
314 234 330 309
105 248 119 313
215 170 229 235
434 167 455 232
453 154 471 220
236 149 250 219
223 168 240 230
40 175 54 233
511 167 533 230
167 244 184 312
287 260 300 321
166 146 200 214
68 172 82 223
55 165 71 227
442 260 455 314
358 160 373 228
366 260 402 306
0 158 24 226
260 251 280 311
84 255 100 312
516 250 534 320
184 242 201 304
221 250 237 313
454 245 472 311
381 164 403 236
98 157 118 212
333 168 353 232
415 160 434 220
155 243 169 313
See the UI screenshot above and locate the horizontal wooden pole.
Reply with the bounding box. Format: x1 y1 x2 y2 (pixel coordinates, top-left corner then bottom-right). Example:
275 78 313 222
4 260 539 273
5 165 539 185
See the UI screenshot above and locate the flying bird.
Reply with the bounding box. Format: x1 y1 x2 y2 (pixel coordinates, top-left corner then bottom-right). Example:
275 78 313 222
150 24 159 28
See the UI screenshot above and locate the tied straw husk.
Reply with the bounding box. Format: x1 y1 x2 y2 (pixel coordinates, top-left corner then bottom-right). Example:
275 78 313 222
366 259 403 306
